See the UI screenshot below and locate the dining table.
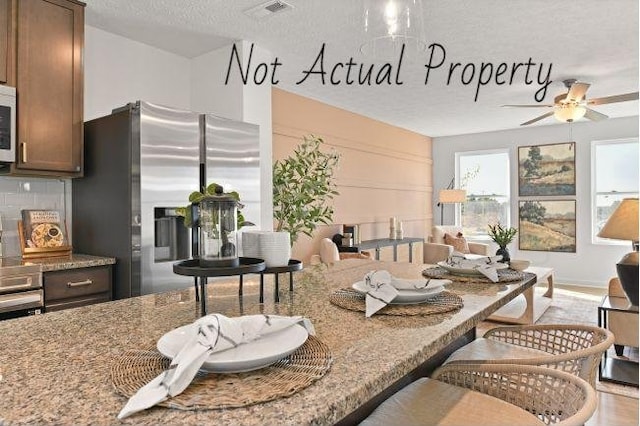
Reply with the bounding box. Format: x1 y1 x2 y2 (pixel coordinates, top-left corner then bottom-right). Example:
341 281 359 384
0 258 536 425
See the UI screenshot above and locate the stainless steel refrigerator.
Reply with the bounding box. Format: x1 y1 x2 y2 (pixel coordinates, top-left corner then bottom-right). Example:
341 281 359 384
73 101 260 299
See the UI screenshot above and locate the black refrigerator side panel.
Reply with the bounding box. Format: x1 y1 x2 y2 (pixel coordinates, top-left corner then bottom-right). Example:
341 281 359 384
73 110 135 299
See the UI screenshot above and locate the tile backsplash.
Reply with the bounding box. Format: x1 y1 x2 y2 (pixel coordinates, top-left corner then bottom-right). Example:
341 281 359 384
0 176 71 257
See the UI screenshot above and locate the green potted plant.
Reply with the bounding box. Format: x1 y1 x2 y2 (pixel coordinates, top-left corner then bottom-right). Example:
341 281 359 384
175 183 253 229
488 223 517 262
273 135 341 245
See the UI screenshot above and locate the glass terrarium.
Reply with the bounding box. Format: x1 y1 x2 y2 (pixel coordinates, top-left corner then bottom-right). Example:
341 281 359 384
196 188 239 268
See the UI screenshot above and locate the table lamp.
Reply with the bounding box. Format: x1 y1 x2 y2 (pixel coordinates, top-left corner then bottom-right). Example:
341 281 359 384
597 198 639 306
437 178 467 225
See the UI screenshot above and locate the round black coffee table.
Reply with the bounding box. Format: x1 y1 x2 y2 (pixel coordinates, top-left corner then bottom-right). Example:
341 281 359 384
257 259 303 303
173 257 266 314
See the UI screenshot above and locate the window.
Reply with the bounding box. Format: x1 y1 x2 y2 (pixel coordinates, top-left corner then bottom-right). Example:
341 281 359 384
592 138 639 244
456 150 510 237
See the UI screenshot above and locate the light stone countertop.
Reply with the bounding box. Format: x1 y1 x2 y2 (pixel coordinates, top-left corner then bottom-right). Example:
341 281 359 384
21 253 116 272
0 259 535 425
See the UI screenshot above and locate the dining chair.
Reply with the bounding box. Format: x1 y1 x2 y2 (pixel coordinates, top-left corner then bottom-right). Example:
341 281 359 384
359 363 597 426
443 323 614 387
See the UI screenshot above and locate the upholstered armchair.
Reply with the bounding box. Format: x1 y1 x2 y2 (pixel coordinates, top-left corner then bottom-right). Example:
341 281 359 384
608 277 639 356
319 238 371 264
423 225 490 265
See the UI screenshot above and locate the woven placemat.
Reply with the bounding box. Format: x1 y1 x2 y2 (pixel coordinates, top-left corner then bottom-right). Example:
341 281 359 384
329 288 463 316
422 267 526 283
111 335 332 411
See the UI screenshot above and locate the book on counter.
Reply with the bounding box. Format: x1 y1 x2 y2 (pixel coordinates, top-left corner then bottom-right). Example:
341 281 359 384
19 210 71 257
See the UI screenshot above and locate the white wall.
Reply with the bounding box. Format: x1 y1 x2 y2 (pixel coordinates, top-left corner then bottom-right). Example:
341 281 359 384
190 45 243 121
84 26 191 120
433 116 639 287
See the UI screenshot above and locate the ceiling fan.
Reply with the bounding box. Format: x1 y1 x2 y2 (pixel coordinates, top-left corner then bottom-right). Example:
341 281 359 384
503 79 639 126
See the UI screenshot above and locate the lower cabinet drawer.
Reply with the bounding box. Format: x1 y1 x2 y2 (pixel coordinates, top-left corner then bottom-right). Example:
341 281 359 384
44 266 112 302
45 292 111 312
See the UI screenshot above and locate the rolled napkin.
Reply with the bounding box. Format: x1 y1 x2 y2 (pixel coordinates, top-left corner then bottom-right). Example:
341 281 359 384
362 270 446 317
447 253 503 282
118 314 315 419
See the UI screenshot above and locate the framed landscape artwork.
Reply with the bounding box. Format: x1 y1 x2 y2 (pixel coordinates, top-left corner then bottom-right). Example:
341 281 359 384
519 200 576 253
518 142 576 196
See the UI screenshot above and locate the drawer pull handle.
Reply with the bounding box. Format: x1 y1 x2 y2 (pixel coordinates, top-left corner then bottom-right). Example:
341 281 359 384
67 279 93 288
21 142 27 163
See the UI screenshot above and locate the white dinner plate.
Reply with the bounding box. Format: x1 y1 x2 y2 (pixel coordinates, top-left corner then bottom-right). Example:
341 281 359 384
157 324 309 373
437 261 508 276
352 281 445 304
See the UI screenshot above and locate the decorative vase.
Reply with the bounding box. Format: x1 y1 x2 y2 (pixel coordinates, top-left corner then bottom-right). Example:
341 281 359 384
197 193 239 268
242 231 291 268
496 246 510 263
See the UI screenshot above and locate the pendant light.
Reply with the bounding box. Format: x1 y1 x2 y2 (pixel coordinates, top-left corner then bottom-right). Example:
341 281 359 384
361 0 427 58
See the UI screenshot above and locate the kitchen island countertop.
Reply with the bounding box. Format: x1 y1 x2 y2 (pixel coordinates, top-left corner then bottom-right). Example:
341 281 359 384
0 259 534 425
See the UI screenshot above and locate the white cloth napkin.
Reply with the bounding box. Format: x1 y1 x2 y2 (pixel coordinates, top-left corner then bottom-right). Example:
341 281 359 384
447 253 503 282
361 270 446 317
117 314 315 419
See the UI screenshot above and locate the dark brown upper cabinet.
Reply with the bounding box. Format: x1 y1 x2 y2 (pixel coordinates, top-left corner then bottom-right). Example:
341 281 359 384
7 0 85 177
0 0 11 85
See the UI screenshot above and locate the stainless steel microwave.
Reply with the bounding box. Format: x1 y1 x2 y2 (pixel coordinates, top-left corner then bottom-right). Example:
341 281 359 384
0 85 16 163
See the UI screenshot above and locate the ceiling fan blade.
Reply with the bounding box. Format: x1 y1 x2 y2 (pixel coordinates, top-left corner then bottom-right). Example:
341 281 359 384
566 82 590 102
502 104 554 108
588 92 639 106
521 111 554 126
584 108 608 121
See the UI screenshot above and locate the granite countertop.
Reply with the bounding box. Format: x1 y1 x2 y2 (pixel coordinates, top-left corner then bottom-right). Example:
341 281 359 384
21 253 116 272
0 259 535 425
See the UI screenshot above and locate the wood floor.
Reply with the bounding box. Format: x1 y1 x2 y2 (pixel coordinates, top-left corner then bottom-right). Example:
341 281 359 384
587 392 638 426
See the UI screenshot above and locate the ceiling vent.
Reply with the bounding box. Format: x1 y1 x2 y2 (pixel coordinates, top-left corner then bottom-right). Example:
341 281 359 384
244 1 293 19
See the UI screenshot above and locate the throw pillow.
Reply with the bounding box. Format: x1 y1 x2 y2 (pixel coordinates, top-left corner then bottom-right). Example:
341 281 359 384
444 232 470 254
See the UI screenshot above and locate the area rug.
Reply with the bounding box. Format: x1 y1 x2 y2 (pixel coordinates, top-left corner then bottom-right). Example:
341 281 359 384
479 287 639 399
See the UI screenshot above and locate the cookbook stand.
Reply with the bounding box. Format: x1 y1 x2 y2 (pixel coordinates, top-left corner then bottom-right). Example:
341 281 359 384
173 258 266 315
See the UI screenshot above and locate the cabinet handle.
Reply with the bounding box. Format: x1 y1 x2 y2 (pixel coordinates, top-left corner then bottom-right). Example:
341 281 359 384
67 279 93 288
21 142 27 163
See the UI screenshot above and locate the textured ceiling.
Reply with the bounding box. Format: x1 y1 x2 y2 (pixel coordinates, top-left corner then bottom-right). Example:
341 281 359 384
84 0 639 137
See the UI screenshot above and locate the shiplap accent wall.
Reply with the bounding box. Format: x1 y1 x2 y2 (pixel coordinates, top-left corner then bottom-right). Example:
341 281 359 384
272 88 433 264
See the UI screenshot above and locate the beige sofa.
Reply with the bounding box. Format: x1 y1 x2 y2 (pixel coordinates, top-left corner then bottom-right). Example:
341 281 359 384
423 226 490 265
608 277 639 356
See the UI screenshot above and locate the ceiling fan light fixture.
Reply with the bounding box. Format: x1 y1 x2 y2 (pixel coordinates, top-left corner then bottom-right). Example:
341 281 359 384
360 0 427 58
554 103 586 123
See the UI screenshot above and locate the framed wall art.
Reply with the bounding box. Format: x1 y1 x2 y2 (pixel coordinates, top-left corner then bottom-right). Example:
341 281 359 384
518 142 576 196
519 200 576 253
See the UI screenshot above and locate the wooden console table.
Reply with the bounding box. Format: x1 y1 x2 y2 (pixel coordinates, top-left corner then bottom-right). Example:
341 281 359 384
488 266 554 324
338 237 424 263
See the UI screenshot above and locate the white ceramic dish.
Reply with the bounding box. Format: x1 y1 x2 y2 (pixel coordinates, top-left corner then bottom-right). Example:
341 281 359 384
437 261 508 276
157 324 308 373
352 281 445 304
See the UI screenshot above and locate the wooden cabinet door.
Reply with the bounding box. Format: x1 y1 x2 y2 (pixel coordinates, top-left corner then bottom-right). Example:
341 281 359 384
16 0 84 175
0 0 10 84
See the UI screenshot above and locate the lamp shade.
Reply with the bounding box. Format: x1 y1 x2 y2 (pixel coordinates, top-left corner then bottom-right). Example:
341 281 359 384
438 189 467 204
597 198 639 242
